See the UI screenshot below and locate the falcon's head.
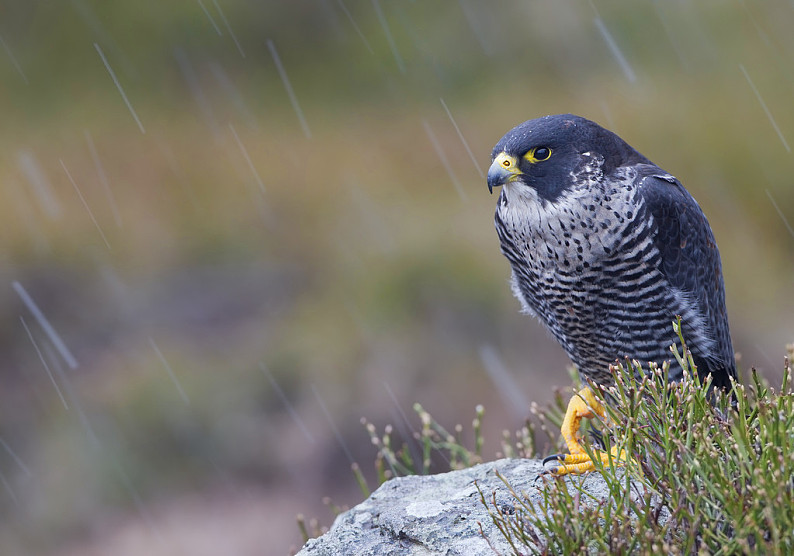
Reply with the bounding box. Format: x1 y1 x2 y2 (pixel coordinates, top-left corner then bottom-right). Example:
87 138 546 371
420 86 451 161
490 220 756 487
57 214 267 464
487 114 650 202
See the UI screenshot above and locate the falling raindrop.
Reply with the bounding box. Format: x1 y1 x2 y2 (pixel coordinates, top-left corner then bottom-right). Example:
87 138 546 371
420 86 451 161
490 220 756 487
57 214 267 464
267 39 312 140
0 32 28 84
440 98 484 179
84 130 122 228
20 316 69 410
382 381 426 468
17 151 61 219
753 342 781 374
593 16 636 83
739 64 791 153
12 281 78 370
213 0 246 58
650 0 691 73
209 62 255 124
42 343 98 446
149 338 190 405
6 177 49 252
422 120 467 201
198 0 223 36
229 123 266 193
0 437 32 478
60 159 112 251
765 189 794 239
336 0 375 55
311 384 354 464
372 0 405 74
0 470 17 504
262 364 315 444
478 344 529 421
94 43 146 134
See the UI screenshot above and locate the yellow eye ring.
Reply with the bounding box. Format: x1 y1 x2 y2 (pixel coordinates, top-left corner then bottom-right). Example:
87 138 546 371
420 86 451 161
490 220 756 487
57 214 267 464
501 159 511 168
524 146 552 163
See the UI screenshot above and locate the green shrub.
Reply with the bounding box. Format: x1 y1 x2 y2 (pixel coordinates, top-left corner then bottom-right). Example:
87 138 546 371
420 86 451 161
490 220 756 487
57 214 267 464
485 326 794 555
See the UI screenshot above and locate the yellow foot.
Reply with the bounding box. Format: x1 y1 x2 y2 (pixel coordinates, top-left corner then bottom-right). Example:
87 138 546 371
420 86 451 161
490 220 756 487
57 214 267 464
542 446 626 475
541 387 627 476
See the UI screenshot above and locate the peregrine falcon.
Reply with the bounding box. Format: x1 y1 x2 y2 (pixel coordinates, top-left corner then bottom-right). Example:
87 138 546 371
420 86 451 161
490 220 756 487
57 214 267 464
487 114 735 474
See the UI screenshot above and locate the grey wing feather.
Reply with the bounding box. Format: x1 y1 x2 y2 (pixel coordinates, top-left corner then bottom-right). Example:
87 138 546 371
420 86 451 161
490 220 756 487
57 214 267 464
639 174 735 386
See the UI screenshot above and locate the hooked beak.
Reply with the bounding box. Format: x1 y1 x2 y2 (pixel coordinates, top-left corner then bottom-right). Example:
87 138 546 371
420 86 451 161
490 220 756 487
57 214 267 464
487 154 521 194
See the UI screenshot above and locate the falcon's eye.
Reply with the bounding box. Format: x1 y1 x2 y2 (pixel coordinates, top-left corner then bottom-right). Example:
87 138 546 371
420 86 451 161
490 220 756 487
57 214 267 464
534 147 551 160
525 147 552 163
501 159 511 168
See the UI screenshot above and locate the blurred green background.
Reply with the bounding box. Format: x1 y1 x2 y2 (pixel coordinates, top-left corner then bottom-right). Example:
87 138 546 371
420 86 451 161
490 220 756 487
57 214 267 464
1 1 792 554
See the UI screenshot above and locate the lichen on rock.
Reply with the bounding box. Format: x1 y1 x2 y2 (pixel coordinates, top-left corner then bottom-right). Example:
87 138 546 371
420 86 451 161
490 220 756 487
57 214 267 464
297 458 649 555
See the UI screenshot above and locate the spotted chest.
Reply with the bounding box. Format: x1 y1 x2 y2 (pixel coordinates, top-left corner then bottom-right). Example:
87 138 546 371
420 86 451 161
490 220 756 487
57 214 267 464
496 165 644 285
494 166 672 377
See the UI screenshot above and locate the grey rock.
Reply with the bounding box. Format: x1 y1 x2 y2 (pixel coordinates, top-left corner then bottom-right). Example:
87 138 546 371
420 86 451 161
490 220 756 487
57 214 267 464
297 458 650 556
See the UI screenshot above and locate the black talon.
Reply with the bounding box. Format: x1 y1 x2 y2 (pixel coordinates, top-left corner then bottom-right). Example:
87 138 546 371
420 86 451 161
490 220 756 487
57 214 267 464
542 453 566 465
539 454 568 477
